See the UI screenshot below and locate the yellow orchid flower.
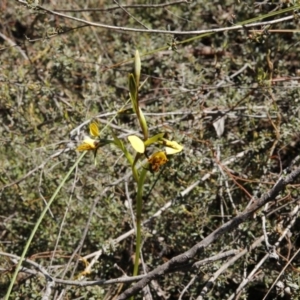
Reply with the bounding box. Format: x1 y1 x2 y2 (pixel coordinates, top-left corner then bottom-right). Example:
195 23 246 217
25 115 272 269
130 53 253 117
148 151 168 172
76 121 100 152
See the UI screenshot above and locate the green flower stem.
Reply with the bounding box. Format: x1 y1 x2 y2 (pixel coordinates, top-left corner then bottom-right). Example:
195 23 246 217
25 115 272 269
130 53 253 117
123 149 139 183
5 152 86 300
133 165 148 277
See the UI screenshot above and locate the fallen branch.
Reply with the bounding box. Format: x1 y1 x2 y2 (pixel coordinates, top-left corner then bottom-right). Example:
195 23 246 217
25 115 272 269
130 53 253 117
117 162 300 299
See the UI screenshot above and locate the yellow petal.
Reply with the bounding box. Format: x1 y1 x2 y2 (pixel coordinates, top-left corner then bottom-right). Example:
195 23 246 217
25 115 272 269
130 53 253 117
165 141 183 155
77 143 94 151
76 137 98 151
128 135 145 153
89 122 100 137
84 137 98 148
165 146 182 155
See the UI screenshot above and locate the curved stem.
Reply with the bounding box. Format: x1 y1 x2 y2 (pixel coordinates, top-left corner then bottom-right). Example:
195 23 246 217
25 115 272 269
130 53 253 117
5 152 86 300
